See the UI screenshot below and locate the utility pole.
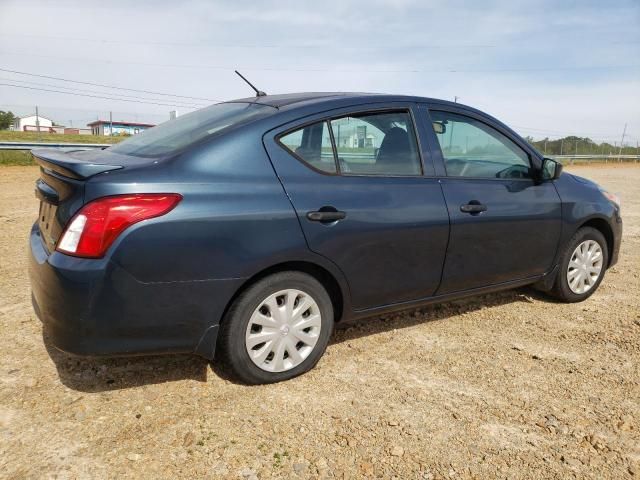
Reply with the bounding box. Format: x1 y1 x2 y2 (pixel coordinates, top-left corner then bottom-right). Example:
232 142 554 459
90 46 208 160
454 96 459 103
544 138 547 154
617 123 627 162
109 111 113 137
560 138 564 156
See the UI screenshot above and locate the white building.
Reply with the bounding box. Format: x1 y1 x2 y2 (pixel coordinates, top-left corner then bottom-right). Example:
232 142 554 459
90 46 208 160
12 114 54 132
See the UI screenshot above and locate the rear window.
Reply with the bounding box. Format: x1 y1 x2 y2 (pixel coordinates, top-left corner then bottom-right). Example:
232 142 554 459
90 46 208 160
109 102 273 158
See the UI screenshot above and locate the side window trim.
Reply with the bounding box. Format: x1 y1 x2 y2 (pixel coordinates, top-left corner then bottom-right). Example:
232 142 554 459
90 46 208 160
275 120 340 176
326 120 342 175
275 106 426 178
424 105 537 180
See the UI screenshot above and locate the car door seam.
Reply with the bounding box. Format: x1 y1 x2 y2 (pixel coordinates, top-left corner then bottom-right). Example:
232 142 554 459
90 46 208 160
434 178 453 297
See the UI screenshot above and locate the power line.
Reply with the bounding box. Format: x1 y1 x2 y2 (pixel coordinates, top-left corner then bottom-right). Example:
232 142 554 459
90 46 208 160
3 33 639 51
0 83 203 108
1 50 639 74
0 33 501 50
0 76 205 107
0 67 219 102
0 103 170 118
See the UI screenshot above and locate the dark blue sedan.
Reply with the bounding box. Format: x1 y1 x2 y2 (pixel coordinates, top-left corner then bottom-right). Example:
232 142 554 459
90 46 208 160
29 93 622 384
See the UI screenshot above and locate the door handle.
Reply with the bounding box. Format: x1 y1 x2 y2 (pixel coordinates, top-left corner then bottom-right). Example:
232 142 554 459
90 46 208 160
460 201 487 215
306 209 346 223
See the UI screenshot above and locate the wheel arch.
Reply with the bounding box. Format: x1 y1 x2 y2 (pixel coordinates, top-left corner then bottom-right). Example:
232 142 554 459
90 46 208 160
578 216 614 267
220 260 347 328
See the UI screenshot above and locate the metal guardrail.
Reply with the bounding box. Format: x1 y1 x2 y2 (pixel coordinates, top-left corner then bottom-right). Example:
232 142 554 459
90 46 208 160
0 141 111 150
549 154 640 164
0 142 638 163
551 155 639 160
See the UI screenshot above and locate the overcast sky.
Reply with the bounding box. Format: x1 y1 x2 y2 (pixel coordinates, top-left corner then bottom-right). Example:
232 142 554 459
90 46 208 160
1 0 638 143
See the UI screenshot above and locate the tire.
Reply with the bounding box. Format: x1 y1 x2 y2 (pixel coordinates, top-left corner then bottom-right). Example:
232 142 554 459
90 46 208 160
216 271 334 384
550 227 608 303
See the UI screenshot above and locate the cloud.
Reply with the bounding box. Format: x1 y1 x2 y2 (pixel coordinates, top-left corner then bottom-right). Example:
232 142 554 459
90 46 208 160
0 0 638 139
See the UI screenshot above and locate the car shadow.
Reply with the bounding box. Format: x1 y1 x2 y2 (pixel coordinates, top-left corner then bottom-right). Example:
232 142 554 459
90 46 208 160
42 326 209 393
43 287 549 391
330 287 548 345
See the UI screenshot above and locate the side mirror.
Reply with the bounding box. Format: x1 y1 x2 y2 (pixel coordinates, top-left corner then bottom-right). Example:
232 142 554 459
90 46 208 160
432 121 446 134
541 157 563 181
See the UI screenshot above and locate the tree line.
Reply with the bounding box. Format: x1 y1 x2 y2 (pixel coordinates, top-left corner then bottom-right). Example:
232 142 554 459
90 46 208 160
0 110 16 130
525 136 638 156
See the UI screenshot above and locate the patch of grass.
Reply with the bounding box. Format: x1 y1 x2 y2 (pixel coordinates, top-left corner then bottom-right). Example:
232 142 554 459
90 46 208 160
0 150 34 166
0 130 127 166
272 450 289 468
0 130 124 144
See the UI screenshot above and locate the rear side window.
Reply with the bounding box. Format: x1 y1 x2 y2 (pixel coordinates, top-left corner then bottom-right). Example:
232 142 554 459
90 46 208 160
279 110 422 176
279 121 337 173
331 111 421 175
110 102 273 158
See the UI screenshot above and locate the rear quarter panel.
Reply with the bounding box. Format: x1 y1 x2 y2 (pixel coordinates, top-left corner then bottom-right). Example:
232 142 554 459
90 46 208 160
86 126 307 283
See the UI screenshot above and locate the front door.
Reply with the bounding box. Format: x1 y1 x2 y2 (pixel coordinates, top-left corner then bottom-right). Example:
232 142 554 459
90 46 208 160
264 106 450 310
425 107 562 294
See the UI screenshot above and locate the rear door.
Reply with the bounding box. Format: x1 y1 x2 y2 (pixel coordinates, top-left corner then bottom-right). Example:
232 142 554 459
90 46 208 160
421 105 562 294
264 104 450 310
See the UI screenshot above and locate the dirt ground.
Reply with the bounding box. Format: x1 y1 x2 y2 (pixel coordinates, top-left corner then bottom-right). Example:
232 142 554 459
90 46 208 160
1 164 638 479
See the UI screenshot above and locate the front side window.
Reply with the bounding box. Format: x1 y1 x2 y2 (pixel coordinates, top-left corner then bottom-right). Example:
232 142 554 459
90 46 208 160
430 111 532 179
330 111 421 175
279 121 336 173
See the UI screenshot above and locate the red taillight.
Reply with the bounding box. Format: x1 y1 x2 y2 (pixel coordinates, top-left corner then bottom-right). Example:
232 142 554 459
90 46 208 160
56 193 182 258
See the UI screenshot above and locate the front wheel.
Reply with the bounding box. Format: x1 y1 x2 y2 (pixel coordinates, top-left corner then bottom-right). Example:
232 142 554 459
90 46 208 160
550 227 608 302
216 271 334 384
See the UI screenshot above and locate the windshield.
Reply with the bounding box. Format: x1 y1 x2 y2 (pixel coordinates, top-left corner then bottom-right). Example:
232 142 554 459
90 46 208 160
109 102 273 158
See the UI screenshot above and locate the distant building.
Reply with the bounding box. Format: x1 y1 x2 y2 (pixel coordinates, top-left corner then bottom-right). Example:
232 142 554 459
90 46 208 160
13 114 54 132
87 120 155 136
61 128 92 136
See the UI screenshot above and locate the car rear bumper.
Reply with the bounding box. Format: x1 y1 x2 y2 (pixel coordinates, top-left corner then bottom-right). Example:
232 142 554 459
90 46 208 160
29 223 243 359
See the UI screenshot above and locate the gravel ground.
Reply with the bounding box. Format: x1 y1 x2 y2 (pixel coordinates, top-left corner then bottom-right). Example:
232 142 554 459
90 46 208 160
1 164 638 479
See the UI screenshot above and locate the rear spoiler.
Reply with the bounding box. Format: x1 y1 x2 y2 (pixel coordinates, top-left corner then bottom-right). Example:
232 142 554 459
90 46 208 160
32 148 123 180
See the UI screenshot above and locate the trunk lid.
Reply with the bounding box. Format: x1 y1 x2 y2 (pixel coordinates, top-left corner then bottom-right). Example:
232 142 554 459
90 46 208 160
32 147 123 180
32 148 130 253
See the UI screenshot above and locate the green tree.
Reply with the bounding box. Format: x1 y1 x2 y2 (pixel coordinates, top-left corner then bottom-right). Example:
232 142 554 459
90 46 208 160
525 135 637 156
0 110 16 130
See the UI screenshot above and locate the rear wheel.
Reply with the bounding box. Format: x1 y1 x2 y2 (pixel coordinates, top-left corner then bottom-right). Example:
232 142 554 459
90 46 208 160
216 271 334 384
550 227 608 302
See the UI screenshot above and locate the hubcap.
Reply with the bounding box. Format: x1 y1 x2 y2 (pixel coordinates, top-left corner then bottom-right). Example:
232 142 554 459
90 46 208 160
567 240 603 294
245 289 322 372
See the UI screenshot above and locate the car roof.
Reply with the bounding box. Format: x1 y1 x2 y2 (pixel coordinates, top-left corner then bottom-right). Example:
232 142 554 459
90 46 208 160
225 92 460 110
220 92 541 160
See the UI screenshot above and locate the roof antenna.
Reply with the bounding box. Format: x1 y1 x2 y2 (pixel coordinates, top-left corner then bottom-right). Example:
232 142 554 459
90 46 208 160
235 70 267 97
